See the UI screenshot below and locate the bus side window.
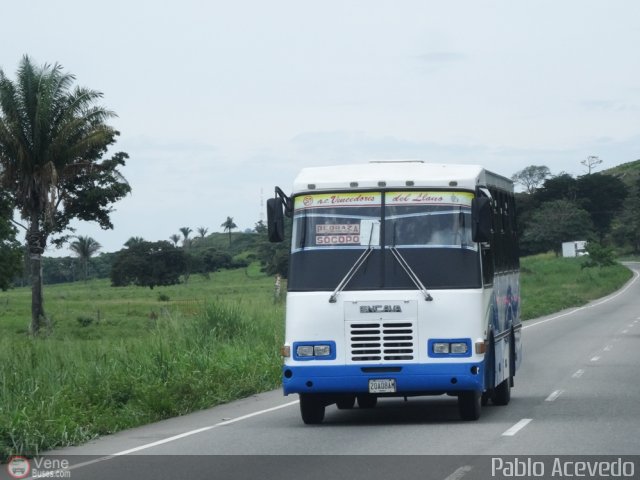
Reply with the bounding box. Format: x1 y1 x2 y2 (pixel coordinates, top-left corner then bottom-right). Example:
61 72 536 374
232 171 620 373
481 246 494 286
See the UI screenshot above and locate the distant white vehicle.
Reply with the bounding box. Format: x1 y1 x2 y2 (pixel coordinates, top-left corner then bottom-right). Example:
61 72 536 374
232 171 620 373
562 241 588 258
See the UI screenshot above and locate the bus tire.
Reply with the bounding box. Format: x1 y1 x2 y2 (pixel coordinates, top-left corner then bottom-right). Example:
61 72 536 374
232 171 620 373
300 394 325 424
336 395 356 410
493 334 514 406
357 395 377 409
458 390 481 421
492 378 511 406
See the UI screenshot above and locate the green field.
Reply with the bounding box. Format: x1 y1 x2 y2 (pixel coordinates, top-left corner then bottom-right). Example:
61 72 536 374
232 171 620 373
0 265 285 461
519 254 632 319
0 257 633 460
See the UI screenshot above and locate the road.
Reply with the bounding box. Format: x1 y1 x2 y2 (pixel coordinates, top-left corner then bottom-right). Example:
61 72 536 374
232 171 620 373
7 263 640 480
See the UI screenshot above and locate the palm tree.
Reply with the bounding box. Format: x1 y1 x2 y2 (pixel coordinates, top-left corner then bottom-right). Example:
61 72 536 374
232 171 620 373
179 227 192 248
197 227 208 239
0 56 127 335
169 234 181 247
125 236 145 248
221 217 237 246
69 235 101 281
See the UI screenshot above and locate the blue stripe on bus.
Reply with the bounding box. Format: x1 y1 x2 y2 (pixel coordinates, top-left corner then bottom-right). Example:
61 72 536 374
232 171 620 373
282 362 485 395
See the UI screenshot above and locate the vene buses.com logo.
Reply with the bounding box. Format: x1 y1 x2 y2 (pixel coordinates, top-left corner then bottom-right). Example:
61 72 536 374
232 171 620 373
6 456 30 479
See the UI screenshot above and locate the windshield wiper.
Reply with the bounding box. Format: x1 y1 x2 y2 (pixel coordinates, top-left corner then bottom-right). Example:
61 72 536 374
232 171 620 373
390 222 433 301
328 222 375 303
389 247 433 301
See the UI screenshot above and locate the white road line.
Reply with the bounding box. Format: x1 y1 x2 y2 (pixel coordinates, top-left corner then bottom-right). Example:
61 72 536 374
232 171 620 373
591 356 601 362
444 465 473 480
622 330 629 334
604 344 613 352
572 369 585 378
523 269 640 331
502 418 533 436
64 400 300 473
545 390 564 402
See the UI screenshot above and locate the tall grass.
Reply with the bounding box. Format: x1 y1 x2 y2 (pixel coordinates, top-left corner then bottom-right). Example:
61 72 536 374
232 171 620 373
0 268 284 461
519 254 633 319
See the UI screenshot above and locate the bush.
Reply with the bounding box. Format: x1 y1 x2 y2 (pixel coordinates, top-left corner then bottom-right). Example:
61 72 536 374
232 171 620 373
582 242 616 268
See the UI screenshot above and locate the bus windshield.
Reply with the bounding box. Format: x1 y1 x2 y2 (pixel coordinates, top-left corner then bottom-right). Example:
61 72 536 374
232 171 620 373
288 191 481 291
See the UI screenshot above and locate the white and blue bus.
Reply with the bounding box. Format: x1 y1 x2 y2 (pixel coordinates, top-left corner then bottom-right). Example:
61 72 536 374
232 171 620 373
267 162 521 423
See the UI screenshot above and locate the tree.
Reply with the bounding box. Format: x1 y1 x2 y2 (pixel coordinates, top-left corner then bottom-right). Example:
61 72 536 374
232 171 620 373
575 173 627 241
179 227 192 247
534 174 578 203
581 155 603 174
110 240 186 289
0 190 22 290
197 227 208 238
221 216 237 246
125 236 145 248
511 165 551 194
0 56 130 334
169 234 181 247
521 200 594 255
611 175 640 253
254 220 267 234
69 235 101 281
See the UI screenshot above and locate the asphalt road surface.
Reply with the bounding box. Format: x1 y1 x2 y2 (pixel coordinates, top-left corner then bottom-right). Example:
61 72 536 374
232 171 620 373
8 263 640 480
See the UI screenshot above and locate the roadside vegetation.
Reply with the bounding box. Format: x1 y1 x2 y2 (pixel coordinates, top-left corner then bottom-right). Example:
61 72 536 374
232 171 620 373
0 255 634 460
519 254 632 319
0 265 284 461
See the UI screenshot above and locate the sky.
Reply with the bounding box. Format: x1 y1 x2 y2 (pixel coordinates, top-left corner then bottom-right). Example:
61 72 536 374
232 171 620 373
2 1 640 255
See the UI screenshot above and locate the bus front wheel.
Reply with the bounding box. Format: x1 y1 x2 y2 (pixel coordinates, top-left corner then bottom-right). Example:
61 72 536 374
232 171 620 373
458 390 481 421
300 394 325 424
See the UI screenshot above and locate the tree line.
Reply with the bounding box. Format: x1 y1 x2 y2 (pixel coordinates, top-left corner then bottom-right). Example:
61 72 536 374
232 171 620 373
513 161 640 256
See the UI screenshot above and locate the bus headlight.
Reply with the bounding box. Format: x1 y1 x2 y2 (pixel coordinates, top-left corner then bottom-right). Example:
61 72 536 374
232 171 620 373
296 345 315 357
293 341 336 360
433 343 450 354
313 345 332 357
450 342 469 354
429 339 472 357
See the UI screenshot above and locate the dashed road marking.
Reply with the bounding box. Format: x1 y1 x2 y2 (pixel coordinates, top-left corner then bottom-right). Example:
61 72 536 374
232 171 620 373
572 369 585 378
591 356 601 362
502 418 533 436
545 390 564 402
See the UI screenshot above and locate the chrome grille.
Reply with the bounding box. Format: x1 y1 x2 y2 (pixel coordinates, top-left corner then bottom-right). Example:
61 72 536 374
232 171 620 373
349 321 415 362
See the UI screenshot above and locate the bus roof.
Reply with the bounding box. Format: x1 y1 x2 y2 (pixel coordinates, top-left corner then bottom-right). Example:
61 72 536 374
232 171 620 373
292 161 513 194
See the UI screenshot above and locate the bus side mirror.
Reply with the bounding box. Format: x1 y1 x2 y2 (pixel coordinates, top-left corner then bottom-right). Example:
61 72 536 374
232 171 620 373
267 197 285 243
472 197 492 243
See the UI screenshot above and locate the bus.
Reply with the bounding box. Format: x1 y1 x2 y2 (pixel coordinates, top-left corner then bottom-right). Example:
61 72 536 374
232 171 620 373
267 161 521 423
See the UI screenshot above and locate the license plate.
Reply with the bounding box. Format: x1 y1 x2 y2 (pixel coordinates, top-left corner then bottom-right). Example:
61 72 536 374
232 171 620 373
369 378 396 393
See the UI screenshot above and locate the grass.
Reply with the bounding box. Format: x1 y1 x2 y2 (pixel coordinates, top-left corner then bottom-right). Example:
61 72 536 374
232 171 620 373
0 256 634 460
519 253 633 320
0 265 285 461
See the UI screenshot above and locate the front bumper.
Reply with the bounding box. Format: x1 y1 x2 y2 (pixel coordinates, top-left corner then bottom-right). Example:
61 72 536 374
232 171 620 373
282 362 485 395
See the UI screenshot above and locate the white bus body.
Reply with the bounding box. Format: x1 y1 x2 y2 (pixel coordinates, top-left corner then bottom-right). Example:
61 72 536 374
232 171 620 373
269 162 522 423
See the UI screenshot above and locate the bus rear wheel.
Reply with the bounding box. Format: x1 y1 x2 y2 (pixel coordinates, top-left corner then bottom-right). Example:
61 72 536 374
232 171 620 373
300 394 325 424
458 390 481 421
492 378 511 405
